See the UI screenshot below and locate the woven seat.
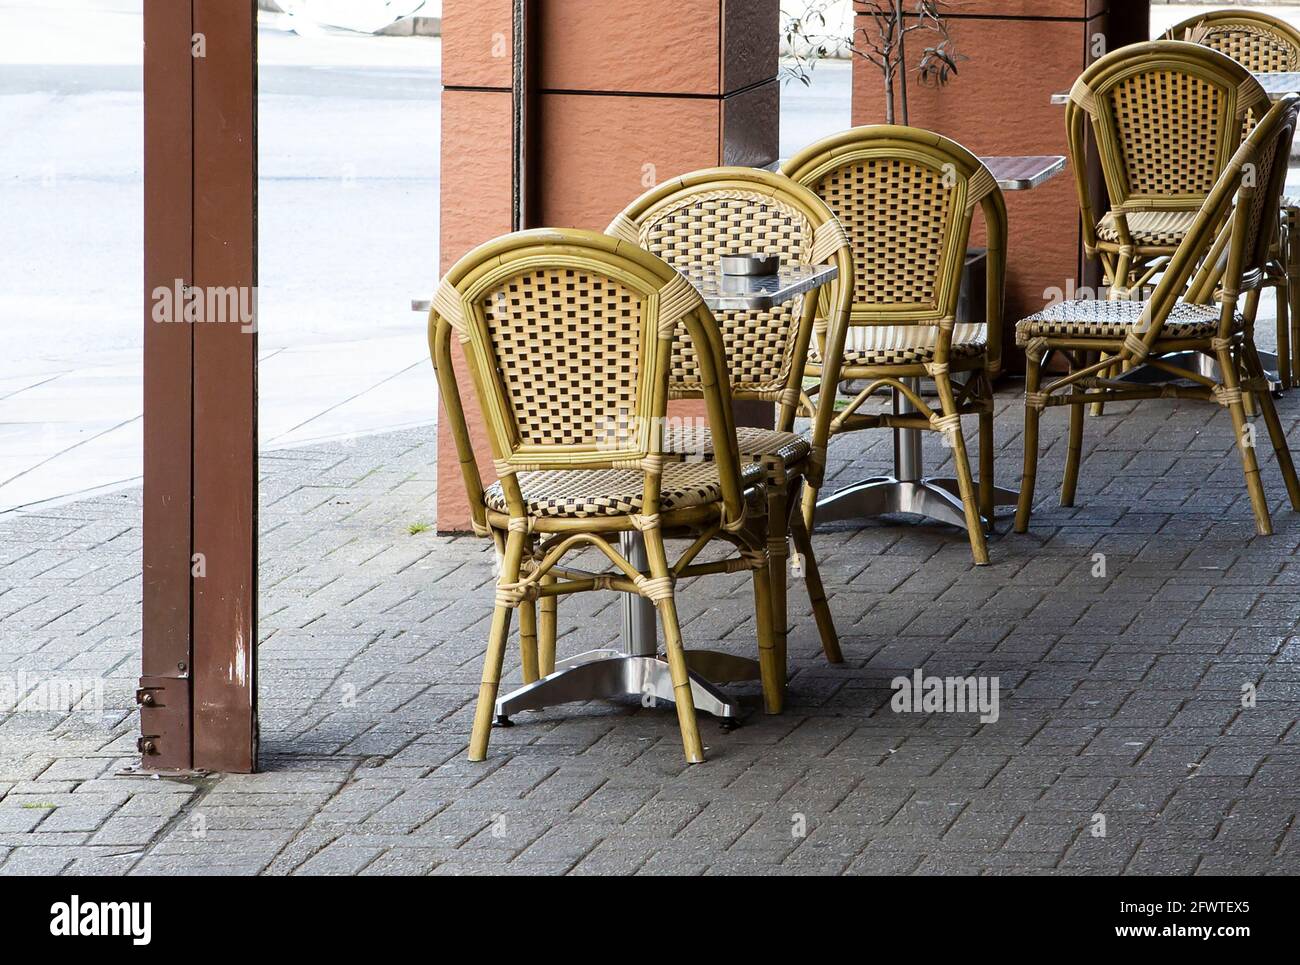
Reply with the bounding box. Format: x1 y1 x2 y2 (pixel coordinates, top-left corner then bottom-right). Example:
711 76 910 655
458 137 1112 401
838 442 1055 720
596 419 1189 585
662 425 811 467
484 461 765 519
1014 96 1300 539
611 166 852 670
784 126 1008 565
1016 300 1235 343
430 228 782 766
814 322 987 366
1096 210 1197 248
1174 9 1300 388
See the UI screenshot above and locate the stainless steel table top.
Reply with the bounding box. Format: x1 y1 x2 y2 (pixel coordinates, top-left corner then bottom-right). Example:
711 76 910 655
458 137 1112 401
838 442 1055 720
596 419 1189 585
1254 71 1300 100
685 262 838 311
1053 70 1300 106
768 155 1065 191
414 263 838 315
981 155 1067 191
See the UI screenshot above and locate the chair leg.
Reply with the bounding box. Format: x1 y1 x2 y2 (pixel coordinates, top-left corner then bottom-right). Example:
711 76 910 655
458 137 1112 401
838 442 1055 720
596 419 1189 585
790 506 842 664
538 574 557 677
1242 290 1262 417
1089 357 1108 418
468 529 526 762
765 469 789 680
935 374 989 565
978 391 994 531
1243 338 1300 510
1092 258 1134 417
800 479 819 536
1276 275 1292 390
1062 364 1085 507
1015 350 1045 534
1217 346 1273 536
518 598 539 684
642 527 705 763
1284 213 1294 390
748 549 785 715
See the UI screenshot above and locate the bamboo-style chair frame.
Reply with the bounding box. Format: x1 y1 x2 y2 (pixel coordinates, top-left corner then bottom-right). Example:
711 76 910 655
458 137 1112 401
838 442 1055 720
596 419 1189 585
429 228 781 764
782 126 1008 565
1067 39 1269 298
1015 95 1300 537
608 166 853 678
1171 9 1300 387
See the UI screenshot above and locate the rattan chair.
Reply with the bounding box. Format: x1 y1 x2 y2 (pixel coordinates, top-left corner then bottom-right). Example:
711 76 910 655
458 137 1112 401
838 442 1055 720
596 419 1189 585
429 228 781 764
1068 39 1269 298
1015 95 1300 536
782 126 1008 565
608 167 852 676
1171 9 1300 387
1068 40 1270 415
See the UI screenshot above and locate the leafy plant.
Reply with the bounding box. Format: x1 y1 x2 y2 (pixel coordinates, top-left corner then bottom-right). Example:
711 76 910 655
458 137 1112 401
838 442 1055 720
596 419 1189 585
784 1 964 125
407 521 430 535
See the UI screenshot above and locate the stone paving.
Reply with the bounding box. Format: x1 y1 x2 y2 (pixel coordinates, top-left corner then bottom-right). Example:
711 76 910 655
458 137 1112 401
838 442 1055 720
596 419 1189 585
3 381 1300 876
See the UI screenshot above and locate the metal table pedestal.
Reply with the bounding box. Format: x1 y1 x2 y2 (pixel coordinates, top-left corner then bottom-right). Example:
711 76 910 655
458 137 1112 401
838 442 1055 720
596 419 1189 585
814 377 1017 532
1117 351 1285 396
493 533 760 724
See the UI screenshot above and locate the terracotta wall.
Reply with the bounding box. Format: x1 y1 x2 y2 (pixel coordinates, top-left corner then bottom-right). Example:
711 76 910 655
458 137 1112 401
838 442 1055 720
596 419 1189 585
438 0 781 532
851 0 1150 369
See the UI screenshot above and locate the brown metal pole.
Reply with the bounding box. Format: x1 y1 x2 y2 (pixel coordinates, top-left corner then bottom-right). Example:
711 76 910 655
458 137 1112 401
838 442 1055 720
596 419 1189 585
512 0 541 229
190 0 259 773
140 0 196 772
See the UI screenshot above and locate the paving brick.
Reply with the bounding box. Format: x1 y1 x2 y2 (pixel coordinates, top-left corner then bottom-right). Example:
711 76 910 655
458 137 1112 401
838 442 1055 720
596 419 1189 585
4 388 1300 875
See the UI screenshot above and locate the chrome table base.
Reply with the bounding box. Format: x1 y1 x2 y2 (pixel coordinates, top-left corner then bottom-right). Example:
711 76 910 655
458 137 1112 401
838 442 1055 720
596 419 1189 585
815 378 1015 534
1116 350 1285 395
493 651 752 723
494 533 757 725
815 475 1017 530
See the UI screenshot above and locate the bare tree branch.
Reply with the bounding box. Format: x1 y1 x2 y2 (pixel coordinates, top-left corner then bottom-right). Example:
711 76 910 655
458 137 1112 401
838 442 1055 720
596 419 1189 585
782 0 966 123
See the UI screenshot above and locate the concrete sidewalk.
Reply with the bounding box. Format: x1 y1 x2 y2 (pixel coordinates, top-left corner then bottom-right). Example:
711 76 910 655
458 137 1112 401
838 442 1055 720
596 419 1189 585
2 383 1300 875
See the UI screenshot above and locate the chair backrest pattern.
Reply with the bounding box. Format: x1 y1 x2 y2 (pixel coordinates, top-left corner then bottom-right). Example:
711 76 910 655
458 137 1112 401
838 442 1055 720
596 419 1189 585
1111 69 1226 195
1174 11 1300 73
481 266 643 449
635 189 813 397
610 168 852 419
814 156 957 309
1068 41 1268 223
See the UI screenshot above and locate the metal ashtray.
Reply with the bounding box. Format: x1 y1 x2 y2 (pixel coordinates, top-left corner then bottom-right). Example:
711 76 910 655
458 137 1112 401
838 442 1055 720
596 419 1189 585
720 253 779 276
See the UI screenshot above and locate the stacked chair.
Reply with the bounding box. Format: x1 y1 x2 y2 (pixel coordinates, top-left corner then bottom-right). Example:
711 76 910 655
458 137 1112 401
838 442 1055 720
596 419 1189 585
1067 40 1268 300
1066 40 1272 413
1015 95 1300 537
1171 9 1300 387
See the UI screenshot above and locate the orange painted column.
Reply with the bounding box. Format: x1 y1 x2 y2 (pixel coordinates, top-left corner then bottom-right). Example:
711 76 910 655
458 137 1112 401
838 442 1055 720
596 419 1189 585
438 0 780 532
851 0 1150 370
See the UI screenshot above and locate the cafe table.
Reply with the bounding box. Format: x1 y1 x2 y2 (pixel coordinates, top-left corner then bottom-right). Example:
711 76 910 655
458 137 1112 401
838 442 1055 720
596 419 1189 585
415 263 840 724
